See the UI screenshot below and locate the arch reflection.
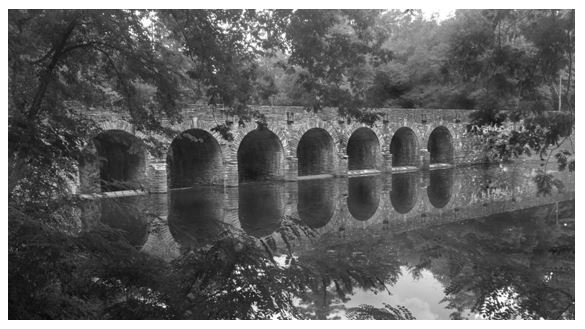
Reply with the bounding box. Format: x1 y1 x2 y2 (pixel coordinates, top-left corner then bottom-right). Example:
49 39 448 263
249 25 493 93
100 196 150 249
297 179 334 229
427 168 455 209
348 176 380 221
238 183 284 237
168 186 225 249
391 172 418 214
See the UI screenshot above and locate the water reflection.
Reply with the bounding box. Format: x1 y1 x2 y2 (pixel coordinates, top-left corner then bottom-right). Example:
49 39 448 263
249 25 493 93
391 172 418 214
347 176 380 221
99 197 150 248
297 179 334 228
427 168 454 209
168 186 225 249
292 200 575 319
91 163 574 319
238 183 284 237
79 196 150 249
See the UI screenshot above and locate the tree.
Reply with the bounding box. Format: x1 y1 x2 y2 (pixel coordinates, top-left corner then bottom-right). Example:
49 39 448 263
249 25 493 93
283 10 392 121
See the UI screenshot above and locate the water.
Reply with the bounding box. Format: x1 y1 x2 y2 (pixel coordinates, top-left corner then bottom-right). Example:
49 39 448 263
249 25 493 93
86 162 575 319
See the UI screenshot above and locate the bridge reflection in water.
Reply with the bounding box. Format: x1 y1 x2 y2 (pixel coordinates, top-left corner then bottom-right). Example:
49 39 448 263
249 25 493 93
297 179 335 228
99 196 150 248
391 172 418 214
427 168 455 209
238 183 285 237
92 164 574 249
168 186 225 249
348 176 380 221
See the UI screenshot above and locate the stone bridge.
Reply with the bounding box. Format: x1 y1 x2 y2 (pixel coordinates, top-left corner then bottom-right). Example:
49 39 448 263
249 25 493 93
76 105 490 194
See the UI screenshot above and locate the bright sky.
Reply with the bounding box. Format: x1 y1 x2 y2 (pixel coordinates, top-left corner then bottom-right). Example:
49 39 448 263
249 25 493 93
421 9 455 22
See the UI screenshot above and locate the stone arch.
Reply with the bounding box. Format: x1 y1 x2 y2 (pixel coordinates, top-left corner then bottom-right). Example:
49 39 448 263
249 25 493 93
427 168 455 209
296 128 336 176
391 172 418 214
237 126 286 182
97 119 136 135
297 179 334 228
427 126 454 164
79 129 147 193
347 127 380 170
288 119 339 155
348 176 380 221
390 127 419 167
167 128 224 188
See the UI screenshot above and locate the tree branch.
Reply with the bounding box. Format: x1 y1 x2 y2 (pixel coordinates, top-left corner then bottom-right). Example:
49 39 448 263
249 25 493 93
26 17 79 121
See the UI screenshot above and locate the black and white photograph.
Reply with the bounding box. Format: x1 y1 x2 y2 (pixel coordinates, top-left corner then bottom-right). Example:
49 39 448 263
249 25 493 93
6 2 576 321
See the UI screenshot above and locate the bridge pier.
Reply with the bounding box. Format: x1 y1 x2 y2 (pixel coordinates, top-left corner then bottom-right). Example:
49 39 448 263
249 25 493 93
148 162 168 193
336 155 349 177
284 157 298 181
382 153 393 172
420 149 430 170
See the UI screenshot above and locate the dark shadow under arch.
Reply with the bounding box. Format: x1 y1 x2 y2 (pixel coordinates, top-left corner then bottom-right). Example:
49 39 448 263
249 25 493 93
428 126 454 164
390 127 419 167
348 176 380 221
238 128 284 182
391 172 418 214
347 127 380 170
81 129 147 192
167 129 223 189
297 128 335 176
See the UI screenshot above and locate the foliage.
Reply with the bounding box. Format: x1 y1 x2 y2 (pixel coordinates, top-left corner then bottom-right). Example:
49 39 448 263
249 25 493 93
8 204 171 319
283 9 392 121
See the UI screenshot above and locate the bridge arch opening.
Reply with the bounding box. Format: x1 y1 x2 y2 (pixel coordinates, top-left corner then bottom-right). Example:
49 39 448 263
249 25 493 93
80 129 147 192
297 128 335 176
167 129 223 189
390 127 419 167
428 126 454 165
297 180 334 229
238 128 284 182
238 183 284 237
391 172 418 214
348 176 379 221
427 168 454 209
347 127 380 171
